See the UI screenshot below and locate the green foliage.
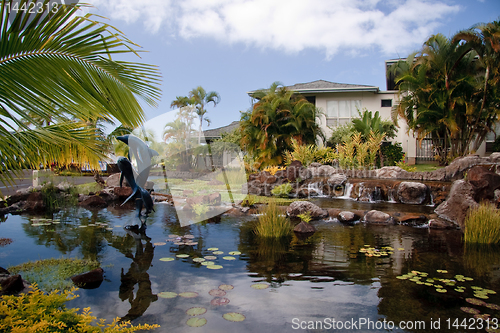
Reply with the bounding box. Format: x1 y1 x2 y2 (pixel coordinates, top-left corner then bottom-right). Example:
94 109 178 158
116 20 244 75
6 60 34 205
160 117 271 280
0 285 159 332
263 165 286 176
464 203 500 244
41 183 77 212
271 183 293 198
8 258 100 292
240 82 324 169
352 109 396 140
297 212 312 223
284 139 338 166
240 196 256 207
396 158 417 172
378 142 405 167
327 123 355 148
192 203 210 216
254 200 292 238
337 131 385 169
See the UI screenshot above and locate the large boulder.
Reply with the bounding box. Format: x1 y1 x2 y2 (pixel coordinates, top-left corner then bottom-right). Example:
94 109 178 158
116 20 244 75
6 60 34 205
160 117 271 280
434 180 478 229
106 173 129 187
327 174 348 187
397 182 429 205
376 166 410 179
284 160 304 182
443 155 484 181
338 211 359 224
71 268 104 289
363 210 394 225
79 196 108 209
286 201 328 219
467 165 500 202
293 221 316 233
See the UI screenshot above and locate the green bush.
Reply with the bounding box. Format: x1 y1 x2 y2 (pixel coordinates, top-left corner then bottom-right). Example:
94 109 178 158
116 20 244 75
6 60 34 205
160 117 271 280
464 203 500 244
271 183 293 198
378 142 405 167
254 200 292 238
0 285 159 332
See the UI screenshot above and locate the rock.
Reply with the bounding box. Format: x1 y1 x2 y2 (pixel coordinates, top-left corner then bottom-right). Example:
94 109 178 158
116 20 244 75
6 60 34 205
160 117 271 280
397 182 429 205
467 165 500 202
327 174 348 186
57 181 74 192
0 274 27 296
113 186 133 197
208 192 221 205
71 268 104 289
397 213 428 226
286 201 328 219
309 162 323 168
434 180 478 229
428 218 457 230
316 165 337 177
443 155 484 181
106 173 129 188
376 166 410 179
6 190 31 206
24 192 45 213
338 211 359 224
293 221 316 233
79 196 108 208
364 210 394 225
284 160 304 182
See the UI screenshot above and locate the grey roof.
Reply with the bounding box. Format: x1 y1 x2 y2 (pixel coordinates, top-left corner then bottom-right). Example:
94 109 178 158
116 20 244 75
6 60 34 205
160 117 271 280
286 80 379 93
203 120 240 139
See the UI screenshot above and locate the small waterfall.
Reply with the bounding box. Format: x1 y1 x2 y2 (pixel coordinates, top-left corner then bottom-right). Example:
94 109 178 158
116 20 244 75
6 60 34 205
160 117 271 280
338 182 353 199
308 182 324 197
387 188 396 203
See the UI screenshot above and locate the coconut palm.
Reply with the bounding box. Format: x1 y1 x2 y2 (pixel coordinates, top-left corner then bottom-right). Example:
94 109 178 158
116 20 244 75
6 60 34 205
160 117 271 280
0 1 161 186
188 86 221 144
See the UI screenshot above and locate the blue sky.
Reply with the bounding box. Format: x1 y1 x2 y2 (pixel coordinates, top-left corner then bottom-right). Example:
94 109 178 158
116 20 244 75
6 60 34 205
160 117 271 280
87 0 500 132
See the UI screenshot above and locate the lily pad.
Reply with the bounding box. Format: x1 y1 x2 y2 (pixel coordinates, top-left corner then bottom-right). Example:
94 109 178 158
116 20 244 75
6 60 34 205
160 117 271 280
204 256 217 260
207 247 219 251
176 254 190 258
466 298 487 306
153 242 166 246
219 284 234 291
184 235 195 239
201 261 215 266
229 251 241 255
251 283 269 290
186 317 207 327
159 257 174 262
223 256 236 261
461 307 480 314
158 292 177 299
486 303 500 310
207 265 223 270
209 289 226 297
475 314 491 320
223 312 245 322
168 234 179 238
174 242 185 245
213 251 224 255
186 307 207 316
211 297 230 306
437 269 448 273
186 242 198 246
179 292 199 298
436 288 447 293
192 258 206 263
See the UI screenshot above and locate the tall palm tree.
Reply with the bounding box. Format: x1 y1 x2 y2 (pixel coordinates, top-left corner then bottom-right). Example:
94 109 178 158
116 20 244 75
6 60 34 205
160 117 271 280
0 1 161 186
188 86 220 144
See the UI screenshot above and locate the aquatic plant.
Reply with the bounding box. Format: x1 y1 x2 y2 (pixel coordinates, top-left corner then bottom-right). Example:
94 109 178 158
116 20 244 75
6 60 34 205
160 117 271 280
297 212 312 223
0 285 159 332
192 203 210 216
241 195 256 207
254 200 292 238
8 258 100 292
271 183 293 198
464 203 500 244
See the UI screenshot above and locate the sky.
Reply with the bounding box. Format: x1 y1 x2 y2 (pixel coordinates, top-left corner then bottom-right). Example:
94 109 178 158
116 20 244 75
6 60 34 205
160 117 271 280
85 0 500 133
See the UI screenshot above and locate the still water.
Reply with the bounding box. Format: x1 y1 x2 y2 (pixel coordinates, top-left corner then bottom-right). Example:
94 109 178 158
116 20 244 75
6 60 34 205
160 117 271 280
1 203 500 332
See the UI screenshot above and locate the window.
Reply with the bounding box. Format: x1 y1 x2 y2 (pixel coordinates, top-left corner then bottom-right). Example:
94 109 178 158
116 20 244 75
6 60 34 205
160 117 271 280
381 99 392 107
326 100 361 127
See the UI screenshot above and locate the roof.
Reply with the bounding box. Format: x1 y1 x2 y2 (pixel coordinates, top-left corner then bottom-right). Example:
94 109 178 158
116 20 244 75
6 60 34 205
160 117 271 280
203 120 240 139
286 80 379 93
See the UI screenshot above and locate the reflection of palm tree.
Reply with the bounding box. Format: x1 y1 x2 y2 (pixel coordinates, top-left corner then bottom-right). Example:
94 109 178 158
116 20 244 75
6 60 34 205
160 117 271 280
119 231 157 322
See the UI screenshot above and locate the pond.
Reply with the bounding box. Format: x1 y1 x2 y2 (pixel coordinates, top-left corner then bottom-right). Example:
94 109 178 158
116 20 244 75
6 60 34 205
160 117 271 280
2 202 500 332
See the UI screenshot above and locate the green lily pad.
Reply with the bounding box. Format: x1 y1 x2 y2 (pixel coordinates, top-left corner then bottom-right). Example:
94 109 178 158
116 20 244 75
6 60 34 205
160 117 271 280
179 292 199 298
186 307 207 316
436 288 447 293
213 251 224 255
223 256 236 261
455 288 465 292
461 307 480 314
207 265 223 270
192 258 206 263
229 251 241 255
158 292 177 299
184 235 195 239
207 247 218 251
437 269 448 273
186 317 207 327
486 303 500 310
219 284 234 291
159 257 174 262
475 294 489 299
484 289 497 294
201 261 215 266
251 283 269 290
466 298 487 306
176 254 190 258
223 312 245 322
204 256 217 260
396 276 408 280
174 242 185 245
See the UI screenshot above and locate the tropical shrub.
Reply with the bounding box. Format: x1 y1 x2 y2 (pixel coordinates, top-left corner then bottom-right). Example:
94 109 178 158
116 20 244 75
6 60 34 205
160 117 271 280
336 131 385 169
464 203 500 244
297 212 312 223
284 139 337 166
271 183 293 198
378 142 405 167
0 285 159 332
263 165 286 176
254 200 292 238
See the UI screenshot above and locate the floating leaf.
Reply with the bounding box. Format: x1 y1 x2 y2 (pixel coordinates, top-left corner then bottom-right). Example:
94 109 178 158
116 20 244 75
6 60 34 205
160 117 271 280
219 284 234 291
223 256 236 261
211 297 230 306
186 317 207 327
475 294 489 299
204 256 217 260
207 265 223 270
184 235 195 239
251 283 269 290
475 314 491 320
192 258 205 263
461 307 480 314
396 276 407 280
229 251 241 255
201 261 215 266
174 242 185 245
168 234 179 238
437 269 448 274
159 257 174 262
153 242 166 246
484 289 497 294
186 242 198 246
455 288 465 293
207 247 219 251
158 292 177 299
398 248 404 251
436 288 447 293
176 254 190 258
213 251 224 255
486 303 500 310
179 292 199 298
186 307 207 316
223 312 245 322
472 286 483 290
466 298 487 306
209 289 226 297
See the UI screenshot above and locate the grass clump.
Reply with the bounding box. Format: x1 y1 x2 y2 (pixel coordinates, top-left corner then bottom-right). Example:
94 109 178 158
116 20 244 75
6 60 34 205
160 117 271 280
297 212 312 223
8 258 100 292
0 285 159 332
464 203 500 244
254 200 292 238
271 183 293 198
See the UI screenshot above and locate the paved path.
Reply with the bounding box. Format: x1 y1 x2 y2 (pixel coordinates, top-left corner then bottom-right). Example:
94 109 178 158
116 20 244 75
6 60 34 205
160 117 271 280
0 170 95 198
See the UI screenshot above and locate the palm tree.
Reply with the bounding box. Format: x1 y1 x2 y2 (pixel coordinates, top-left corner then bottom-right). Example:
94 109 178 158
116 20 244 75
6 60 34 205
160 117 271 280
188 86 221 144
0 1 161 186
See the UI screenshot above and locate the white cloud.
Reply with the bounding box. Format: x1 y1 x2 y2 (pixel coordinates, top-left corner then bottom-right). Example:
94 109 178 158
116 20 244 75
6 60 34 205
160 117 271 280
89 0 461 57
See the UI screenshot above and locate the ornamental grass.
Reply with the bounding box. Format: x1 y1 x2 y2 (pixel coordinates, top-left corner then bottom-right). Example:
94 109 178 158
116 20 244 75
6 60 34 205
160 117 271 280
464 203 500 244
254 200 292 238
